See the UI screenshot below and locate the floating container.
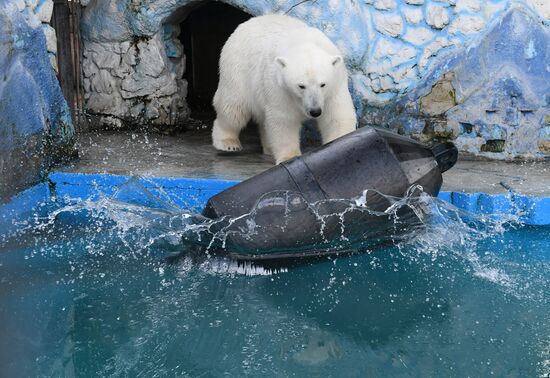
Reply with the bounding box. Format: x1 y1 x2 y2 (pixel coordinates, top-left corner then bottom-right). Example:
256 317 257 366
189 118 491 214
203 127 458 260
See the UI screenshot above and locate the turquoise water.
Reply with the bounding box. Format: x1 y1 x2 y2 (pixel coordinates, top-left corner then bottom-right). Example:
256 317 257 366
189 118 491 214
0 185 549 377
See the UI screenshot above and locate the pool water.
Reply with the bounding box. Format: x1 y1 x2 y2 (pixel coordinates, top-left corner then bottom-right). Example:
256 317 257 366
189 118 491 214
0 185 549 377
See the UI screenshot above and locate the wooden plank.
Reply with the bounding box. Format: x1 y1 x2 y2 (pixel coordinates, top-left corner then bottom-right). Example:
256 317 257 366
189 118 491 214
72 1 84 129
52 0 76 124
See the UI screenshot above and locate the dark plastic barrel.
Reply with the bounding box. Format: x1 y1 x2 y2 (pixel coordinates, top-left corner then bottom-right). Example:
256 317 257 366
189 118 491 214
203 127 458 260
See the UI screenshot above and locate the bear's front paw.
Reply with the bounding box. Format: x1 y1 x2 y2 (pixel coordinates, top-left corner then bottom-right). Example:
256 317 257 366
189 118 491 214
275 151 301 165
213 138 243 152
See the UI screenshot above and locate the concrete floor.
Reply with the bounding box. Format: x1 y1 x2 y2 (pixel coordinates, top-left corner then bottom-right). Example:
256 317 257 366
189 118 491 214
61 129 550 197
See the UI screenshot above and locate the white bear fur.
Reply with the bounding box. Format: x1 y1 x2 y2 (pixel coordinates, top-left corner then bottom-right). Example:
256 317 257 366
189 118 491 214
212 14 357 164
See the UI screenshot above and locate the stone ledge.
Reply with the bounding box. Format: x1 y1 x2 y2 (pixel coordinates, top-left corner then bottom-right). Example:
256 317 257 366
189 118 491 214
58 130 550 198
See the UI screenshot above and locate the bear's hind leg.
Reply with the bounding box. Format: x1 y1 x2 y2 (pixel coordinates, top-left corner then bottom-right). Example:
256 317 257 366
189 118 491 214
258 124 273 156
212 102 249 152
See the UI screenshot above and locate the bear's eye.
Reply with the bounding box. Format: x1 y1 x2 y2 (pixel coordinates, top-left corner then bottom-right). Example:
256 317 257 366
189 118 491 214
320 83 326 88
298 84 306 89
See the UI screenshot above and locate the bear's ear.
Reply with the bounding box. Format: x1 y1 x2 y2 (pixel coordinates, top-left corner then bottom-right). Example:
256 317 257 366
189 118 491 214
331 55 343 66
275 57 287 68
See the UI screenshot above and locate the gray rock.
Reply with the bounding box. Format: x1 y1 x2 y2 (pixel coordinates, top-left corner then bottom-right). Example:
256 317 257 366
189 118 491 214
35 0 53 23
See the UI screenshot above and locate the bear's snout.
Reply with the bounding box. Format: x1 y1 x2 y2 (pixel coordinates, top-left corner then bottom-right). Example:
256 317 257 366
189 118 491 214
309 108 322 118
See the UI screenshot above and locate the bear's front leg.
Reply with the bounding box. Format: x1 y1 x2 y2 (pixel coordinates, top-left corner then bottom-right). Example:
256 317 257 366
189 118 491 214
211 103 249 152
264 113 302 164
318 88 357 143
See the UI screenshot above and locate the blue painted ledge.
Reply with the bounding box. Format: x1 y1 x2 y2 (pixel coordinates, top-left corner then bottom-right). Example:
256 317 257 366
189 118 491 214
437 191 549 226
48 172 238 211
1 173 548 238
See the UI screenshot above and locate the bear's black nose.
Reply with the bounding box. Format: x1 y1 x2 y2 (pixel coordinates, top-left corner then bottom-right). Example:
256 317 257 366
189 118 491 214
309 108 322 118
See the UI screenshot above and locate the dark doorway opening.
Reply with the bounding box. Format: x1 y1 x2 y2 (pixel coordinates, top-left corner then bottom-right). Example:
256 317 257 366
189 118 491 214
180 2 251 120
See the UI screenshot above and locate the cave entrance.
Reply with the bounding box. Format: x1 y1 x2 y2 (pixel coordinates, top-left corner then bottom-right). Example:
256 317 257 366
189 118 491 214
180 2 251 120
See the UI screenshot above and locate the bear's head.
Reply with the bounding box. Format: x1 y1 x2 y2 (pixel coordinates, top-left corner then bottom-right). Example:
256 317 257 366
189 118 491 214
275 45 345 119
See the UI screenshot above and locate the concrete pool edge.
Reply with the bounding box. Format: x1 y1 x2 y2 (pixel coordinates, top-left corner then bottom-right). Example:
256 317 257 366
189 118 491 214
1 172 548 238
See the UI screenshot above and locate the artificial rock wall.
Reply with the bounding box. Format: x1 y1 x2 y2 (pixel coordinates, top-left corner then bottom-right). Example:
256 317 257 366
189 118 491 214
366 6 550 159
80 0 550 159
0 0 75 202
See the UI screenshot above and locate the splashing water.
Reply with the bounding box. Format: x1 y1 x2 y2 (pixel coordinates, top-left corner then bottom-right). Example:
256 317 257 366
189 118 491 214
0 177 548 377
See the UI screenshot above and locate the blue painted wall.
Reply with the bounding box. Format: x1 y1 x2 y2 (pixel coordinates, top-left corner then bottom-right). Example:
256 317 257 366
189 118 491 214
0 1 75 202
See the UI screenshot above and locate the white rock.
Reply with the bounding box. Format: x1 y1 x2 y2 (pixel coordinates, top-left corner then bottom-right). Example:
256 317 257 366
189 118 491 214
27 13 42 29
448 15 485 34
120 72 177 98
15 0 26 11
130 103 145 118
136 40 165 78
92 51 121 70
25 0 39 10
82 58 97 78
373 38 418 66
373 0 397 10
365 59 393 77
454 136 485 155
87 93 126 117
454 0 481 13
372 38 400 60
172 56 186 78
370 76 382 93
403 6 423 24
82 42 99 56
123 45 137 67
49 53 58 73
119 41 131 54
379 75 395 91
392 48 418 66
374 12 404 37
426 4 449 29
90 69 115 94
83 78 91 93
112 59 132 79
328 0 340 11
120 74 149 97
483 1 507 19
402 27 435 45
145 99 161 120
35 0 53 23
156 77 179 97
41 24 57 54
99 116 124 128
523 0 550 19
390 62 418 82
404 0 424 4
419 37 455 68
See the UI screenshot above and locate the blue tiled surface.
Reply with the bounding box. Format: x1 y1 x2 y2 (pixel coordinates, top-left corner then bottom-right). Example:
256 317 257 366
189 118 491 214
48 172 238 213
438 191 550 226
1 173 548 230
0 183 51 238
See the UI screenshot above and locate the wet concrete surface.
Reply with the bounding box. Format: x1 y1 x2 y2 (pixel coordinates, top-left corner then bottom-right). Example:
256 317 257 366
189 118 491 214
441 160 549 196
60 129 550 197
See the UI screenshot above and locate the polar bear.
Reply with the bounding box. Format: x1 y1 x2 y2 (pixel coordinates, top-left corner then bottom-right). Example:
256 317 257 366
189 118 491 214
212 14 357 164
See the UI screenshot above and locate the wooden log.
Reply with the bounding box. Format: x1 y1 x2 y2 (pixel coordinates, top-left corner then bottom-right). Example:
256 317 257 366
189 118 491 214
52 0 76 124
